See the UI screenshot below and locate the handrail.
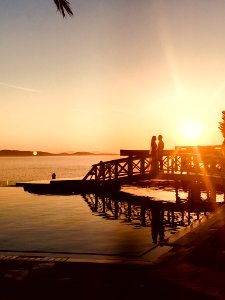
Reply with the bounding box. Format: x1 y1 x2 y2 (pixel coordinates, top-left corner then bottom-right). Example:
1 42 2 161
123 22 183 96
83 152 225 182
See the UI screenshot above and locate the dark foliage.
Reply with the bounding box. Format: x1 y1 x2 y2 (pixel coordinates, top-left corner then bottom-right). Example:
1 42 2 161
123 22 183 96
218 110 225 139
53 0 73 17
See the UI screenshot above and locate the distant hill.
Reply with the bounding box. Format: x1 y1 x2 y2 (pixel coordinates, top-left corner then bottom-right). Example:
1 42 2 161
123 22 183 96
0 150 118 156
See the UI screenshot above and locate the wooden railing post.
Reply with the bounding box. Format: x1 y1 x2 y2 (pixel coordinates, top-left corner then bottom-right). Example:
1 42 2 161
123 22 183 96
167 155 171 173
94 165 98 181
171 155 174 174
140 157 145 175
83 148 225 190
174 155 178 172
107 163 112 180
128 157 132 178
99 161 105 181
115 161 119 180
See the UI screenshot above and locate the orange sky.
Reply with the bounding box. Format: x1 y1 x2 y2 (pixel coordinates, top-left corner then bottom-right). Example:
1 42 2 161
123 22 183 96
0 0 224 153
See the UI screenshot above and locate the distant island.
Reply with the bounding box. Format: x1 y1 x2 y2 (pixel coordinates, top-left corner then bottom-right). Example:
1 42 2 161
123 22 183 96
0 150 118 157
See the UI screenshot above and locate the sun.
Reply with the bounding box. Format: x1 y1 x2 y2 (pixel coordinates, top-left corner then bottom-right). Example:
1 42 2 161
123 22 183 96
33 151 38 156
180 120 203 141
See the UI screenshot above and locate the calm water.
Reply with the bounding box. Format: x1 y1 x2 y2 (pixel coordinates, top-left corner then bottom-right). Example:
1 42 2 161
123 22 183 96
0 156 221 254
0 187 154 255
0 155 119 186
0 155 152 255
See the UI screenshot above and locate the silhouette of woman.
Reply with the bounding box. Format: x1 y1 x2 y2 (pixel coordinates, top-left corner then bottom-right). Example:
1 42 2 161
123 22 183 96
150 136 158 174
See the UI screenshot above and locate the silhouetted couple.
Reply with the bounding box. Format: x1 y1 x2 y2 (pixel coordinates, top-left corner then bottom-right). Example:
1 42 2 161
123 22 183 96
150 135 164 173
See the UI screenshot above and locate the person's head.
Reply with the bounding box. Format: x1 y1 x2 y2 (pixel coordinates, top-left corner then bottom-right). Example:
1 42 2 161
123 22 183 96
151 135 156 142
158 135 163 140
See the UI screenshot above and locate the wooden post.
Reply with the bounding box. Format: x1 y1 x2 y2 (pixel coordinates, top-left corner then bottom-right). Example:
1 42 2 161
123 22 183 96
159 209 165 243
102 196 106 213
108 163 112 180
172 211 175 225
175 156 178 172
94 195 98 212
94 165 98 181
99 161 105 181
140 206 146 226
128 157 133 178
167 210 171 223
209 187 216 202
188 181 202 204
181 210 184 225
114 200 119 219
167 155 170 173
115 161 119 180
175 181 180 204
140 157 145 176
188 211 191 225
128 202 132 222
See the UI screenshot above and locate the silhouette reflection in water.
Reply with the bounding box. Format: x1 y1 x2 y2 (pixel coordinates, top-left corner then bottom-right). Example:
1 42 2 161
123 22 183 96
24 176 224 244
151 206 164 243
82 187 219 244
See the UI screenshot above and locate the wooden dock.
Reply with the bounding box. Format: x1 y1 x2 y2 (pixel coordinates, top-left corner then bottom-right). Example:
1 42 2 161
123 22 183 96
16 145 225 196
16 179 121 194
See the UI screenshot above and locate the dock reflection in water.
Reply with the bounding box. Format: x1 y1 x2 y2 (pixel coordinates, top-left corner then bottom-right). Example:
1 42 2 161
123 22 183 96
82 182 224 244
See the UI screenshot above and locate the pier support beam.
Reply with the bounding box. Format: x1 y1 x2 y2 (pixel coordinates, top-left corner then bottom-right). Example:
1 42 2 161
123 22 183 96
188 181 202 204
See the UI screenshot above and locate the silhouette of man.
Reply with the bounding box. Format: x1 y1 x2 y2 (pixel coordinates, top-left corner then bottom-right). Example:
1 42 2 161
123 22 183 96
157 135 164 170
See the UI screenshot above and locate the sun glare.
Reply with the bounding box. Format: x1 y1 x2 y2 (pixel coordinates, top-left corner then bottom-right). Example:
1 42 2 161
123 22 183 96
33 151 37 156
180 120 203 141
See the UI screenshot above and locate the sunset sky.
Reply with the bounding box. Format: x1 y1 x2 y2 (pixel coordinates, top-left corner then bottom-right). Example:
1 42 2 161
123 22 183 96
1 0 225 153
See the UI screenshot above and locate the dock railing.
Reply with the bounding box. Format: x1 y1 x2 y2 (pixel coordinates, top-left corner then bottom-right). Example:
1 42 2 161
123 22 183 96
83 156 151 182
83 145 225 183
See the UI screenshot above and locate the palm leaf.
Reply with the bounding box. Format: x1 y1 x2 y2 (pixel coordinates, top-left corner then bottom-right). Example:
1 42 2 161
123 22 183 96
53 0 73 17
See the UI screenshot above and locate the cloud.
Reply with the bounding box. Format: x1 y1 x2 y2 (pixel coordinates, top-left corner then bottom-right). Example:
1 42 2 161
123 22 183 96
0 81 42 93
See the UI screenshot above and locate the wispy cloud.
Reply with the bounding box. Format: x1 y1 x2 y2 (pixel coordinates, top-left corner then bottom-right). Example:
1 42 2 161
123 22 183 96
0 81 42 93
212 79 225 99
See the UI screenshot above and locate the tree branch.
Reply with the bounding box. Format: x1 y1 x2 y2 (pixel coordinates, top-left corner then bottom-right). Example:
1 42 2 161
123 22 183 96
53 0 73 17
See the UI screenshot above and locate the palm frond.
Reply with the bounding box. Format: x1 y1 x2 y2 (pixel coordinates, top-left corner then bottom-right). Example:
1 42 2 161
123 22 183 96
53 0 73 17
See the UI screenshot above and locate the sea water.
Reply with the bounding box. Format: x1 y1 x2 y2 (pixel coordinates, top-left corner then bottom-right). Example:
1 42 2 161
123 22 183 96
0 155 221 255
0 155 119 186
0 187 154 255
0 155 153 255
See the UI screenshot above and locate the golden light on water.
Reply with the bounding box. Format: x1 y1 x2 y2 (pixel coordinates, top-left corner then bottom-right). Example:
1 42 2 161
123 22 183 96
33 151 37 156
